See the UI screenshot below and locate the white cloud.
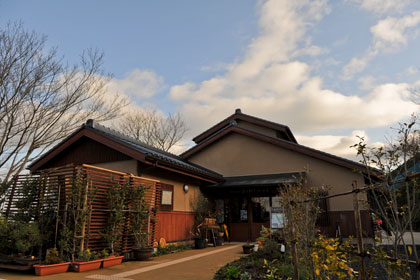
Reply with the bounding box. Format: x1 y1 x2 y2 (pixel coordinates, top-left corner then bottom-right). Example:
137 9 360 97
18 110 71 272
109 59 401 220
341 11 420 79
341 57 370 80
358 75 377 90
167 0 418 140
349 0 412 14
107 69 165 101
406 66 418 75
297 130 386 160
371 11 420 52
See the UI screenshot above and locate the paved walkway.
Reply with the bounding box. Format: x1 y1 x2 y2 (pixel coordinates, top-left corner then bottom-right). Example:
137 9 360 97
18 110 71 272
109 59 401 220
0 243 243 280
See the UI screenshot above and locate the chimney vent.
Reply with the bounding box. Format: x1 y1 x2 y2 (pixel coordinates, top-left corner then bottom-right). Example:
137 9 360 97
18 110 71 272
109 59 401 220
235 108 241 114
86 119 95 128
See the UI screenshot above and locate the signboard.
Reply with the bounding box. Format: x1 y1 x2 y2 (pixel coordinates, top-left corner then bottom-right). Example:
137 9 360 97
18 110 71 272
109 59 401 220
161 190 173 205
271 212 285 229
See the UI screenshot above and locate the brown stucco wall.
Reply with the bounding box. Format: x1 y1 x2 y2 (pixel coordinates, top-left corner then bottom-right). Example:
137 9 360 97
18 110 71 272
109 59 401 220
93 160 138 175
188 132 366 211
140 173 200 212
93 160 201 212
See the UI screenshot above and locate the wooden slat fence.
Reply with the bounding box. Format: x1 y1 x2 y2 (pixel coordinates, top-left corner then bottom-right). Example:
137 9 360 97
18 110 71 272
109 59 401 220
0 164 160 255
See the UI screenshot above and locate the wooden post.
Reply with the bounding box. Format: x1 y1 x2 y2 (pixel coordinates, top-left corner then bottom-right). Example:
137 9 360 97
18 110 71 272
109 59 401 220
79 180 89 253
352 181 366 280
54 181 62 248
247 196 253 241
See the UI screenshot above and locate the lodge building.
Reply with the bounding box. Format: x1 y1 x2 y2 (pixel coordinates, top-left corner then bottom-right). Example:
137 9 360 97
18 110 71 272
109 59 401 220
29 109 373 242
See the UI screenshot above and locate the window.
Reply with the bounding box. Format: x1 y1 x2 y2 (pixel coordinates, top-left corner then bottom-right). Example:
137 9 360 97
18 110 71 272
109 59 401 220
160 183 174 211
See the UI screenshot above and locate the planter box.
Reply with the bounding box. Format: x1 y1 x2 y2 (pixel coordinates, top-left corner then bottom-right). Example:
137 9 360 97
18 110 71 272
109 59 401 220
72 259 102 272
102 256 124 268
33 262 71 276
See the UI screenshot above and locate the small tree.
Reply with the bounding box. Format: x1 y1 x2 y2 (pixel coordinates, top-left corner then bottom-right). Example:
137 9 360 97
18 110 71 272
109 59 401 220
102 182 130 255
279 182 322 279
354 116 420 277
128 184 150 248
190 192 212 238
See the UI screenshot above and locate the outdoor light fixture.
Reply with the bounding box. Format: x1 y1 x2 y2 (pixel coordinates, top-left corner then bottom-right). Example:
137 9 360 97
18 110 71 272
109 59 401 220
183 184 189 193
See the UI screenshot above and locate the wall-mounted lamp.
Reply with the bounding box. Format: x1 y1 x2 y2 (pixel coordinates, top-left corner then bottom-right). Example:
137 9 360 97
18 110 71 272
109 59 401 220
183 184 189 193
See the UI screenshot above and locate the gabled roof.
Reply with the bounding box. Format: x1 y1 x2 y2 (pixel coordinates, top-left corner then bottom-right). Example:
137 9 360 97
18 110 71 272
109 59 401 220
182 122 372 173
29 120 222 183
192 109 297 144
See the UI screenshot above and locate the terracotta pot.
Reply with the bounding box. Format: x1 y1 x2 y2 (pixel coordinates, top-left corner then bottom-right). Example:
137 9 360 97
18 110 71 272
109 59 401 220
72 259 102 272
102 256 124 268
133 247 153 261
33 262 71 276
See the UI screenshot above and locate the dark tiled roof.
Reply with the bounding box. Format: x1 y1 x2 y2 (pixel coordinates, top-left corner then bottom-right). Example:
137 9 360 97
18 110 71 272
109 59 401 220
210 172 305 188
84 120 222 180
192 109 297 144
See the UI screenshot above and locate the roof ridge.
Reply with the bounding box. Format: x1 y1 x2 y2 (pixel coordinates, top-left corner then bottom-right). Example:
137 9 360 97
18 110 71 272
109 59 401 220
88 120 186 160
85 120 223 178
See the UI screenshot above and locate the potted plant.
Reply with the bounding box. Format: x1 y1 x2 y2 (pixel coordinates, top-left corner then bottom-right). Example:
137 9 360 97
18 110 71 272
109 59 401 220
100 182 128 267
190 193 212 249
191 223 207 249
72 249 102 272
242 243 254 254
215 226 224 246
129 184 153 261
33 248 71 276
218 226 225 237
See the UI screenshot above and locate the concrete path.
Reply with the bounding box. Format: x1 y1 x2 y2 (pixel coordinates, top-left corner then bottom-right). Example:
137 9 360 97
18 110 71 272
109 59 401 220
0 243 243 280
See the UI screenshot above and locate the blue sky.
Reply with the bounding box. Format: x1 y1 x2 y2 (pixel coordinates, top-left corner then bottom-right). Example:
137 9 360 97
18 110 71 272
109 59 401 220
1 0 420 159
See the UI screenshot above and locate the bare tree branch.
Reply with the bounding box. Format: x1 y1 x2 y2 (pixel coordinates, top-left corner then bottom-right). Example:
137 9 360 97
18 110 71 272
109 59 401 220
118 109 187 152
0 22 128 180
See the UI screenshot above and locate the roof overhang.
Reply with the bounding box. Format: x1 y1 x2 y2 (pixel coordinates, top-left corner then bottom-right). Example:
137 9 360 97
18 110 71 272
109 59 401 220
202 172 304 197
29 125 221 183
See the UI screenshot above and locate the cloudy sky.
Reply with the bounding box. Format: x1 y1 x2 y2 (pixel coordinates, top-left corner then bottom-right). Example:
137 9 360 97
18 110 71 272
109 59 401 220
2 0 420 160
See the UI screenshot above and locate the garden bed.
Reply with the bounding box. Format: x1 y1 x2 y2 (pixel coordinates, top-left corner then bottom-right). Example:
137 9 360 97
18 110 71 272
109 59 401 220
214 240 311 280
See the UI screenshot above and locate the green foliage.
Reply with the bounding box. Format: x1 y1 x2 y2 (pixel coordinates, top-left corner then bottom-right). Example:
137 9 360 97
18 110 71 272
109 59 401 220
102 182 131 255
128 184 150 248
76 249 99 262
311 235 357 279
98 249 110 259
239 271 252 280
152 244 190 257
225 265 241 280
0 218 41 255
45 248 62 265
190 192 212 237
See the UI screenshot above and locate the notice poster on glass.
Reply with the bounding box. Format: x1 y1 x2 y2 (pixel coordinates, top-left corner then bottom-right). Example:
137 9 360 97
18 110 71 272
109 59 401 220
240 209 248 221
271 212 285 229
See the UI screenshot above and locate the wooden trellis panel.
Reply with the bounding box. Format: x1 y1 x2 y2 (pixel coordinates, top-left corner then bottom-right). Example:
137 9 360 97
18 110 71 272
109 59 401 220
1 164 160 255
